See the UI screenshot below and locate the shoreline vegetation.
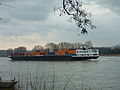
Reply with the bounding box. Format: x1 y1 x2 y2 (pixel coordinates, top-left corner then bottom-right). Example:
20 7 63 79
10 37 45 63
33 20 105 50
0 42 120 57
100 54 120 56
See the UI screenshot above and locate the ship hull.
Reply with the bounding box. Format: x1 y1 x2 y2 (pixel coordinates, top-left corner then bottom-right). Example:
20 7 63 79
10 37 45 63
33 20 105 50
72 56 99 60
9 55 99 61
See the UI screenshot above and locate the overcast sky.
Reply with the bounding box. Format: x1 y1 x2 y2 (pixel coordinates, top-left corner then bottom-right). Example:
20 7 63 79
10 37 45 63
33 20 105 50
0 0 120 49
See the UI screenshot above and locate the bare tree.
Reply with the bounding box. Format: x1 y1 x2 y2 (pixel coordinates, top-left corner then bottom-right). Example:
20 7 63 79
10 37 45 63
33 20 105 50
84 40 93 48
55 0 96 34
32 45 44 51
14 46 27 53
73 42 83 48
58 42 73 49
45 43 59 50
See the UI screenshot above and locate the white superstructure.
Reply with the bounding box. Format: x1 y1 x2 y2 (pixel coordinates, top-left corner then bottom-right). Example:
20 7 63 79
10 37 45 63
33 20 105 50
76 49 99 57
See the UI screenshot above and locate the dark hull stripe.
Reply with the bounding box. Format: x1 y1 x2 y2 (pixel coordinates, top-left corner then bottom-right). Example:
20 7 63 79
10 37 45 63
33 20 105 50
9 56 99 61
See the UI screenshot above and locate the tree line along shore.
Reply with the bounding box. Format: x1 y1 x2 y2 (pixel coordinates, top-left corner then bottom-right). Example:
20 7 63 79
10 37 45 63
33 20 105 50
0 42 120 57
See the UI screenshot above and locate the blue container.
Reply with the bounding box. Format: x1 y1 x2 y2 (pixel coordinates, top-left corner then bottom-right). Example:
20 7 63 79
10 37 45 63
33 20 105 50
47 52 55 55
64 53 71 56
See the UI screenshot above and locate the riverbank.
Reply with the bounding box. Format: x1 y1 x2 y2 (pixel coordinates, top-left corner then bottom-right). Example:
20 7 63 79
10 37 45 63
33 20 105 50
100 54 120 56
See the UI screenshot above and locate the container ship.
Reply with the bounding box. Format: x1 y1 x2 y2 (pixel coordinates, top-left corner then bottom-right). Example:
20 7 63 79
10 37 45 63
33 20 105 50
9 48 99 61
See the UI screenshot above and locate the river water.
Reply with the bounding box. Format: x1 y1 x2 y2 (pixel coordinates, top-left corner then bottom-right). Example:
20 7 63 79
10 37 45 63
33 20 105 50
0 56 120 90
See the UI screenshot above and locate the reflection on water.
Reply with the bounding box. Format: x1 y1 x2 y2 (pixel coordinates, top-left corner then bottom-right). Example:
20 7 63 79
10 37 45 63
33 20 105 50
0 56 120 90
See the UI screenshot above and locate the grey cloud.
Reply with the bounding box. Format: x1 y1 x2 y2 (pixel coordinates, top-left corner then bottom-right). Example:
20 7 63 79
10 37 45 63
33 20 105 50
95 0 120 6
95 0 120 15
0 18 10 24
0 0 120 49
1 0 57 21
